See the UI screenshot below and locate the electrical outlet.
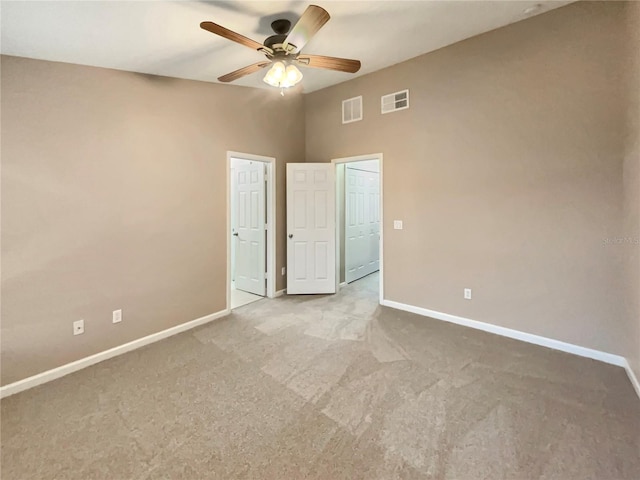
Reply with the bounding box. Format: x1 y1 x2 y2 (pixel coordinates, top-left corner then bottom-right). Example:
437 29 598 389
282 267 286 276
73 319 84 335
464 288 472 300
393 220 403 230
112 309 122 324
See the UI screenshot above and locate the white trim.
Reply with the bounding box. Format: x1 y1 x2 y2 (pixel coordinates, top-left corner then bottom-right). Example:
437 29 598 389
0 309 230 399
624 360 640 400
227 151 277 309
381 299 627 367
274 289 286 298
331 153 384 304
339 282 347 288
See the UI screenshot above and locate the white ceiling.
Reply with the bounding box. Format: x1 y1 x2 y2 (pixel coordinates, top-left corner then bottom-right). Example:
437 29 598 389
1 1 573 93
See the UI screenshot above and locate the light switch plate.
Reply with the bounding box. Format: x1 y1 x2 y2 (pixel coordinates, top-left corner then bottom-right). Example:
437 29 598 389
112 309 122 324
393 220 403 230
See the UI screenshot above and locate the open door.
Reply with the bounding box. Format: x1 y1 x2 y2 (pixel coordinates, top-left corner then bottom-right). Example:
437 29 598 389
286 163 336 294
345 164 380 283
234 160 266 296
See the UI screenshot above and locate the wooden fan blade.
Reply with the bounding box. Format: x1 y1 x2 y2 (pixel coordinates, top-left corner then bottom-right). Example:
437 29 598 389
218 62 271 83
200 21 265 52
296 55 361 73
282 5 330 53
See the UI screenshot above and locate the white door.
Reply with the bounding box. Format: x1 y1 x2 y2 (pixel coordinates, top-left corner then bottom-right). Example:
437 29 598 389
345 166 380 283
286 163 336 294
233 160 266 296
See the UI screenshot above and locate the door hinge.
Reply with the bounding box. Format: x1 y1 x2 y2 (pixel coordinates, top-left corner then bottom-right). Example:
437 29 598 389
265 272 268 279
265 223 268 230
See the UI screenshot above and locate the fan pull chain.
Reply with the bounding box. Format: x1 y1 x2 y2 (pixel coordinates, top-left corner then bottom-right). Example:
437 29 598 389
280 87 285 97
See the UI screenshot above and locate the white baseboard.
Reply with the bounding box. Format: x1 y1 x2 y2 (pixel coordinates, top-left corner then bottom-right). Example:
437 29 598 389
274 289 286 297
381 299 627 367
0 308 230 399
624 360 640 400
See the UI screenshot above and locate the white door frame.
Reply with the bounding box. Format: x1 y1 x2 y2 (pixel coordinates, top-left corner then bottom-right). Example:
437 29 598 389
227 151 276 309
331 153 384 304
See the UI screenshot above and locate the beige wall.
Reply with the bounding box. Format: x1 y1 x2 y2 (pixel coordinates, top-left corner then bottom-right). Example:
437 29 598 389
1 55 304 385
623 1 640 381
305 1 629 355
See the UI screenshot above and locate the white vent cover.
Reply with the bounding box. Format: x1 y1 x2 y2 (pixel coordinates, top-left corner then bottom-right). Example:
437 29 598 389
381 89 409 114
342 96 363 124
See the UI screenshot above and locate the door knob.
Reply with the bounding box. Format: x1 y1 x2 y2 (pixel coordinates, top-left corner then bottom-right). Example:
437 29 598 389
288 234 293 239
232 233 239 237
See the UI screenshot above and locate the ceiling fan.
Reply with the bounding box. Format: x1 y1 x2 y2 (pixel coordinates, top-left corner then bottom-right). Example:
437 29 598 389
200 5 361 91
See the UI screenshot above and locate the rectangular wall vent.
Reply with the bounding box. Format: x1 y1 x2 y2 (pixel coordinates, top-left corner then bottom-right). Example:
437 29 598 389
381 89 409 114
342 95 363 124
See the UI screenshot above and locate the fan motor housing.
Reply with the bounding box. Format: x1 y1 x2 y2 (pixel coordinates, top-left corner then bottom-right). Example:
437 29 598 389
264 19 293 51
264 34 288 50
271 19 291 35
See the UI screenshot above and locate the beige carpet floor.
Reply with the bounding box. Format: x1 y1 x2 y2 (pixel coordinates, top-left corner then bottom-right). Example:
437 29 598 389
2 272 639 479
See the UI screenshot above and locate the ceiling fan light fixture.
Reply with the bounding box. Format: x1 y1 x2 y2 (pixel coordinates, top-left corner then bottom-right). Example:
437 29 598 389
263 71 280 87
263 62 303 89
263 61 285 86
271 61 286 80
286 64 303 84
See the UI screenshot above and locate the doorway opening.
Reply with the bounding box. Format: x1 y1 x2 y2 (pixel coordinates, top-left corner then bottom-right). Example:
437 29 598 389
227 151 276 310
331 154 384 303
